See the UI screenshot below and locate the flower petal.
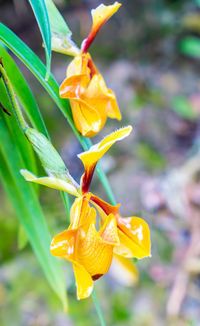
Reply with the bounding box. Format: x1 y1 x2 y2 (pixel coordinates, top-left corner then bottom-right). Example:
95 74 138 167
91 194 120 218
85 74 121 120
59 74 90 98
20 169 80 196
76 220 116 280
50 229 93 299
82 2 121 53
69 195 96 229
114 216 151 259
79 126 132 193
70 100 103 137
110 254 138 286
50 228 77 259
73 263 93 300
99 213 120 246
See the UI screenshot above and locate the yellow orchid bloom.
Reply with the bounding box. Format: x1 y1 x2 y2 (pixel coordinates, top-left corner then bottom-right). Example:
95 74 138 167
50 195 120 299
59 2 122 137
21 126 151 299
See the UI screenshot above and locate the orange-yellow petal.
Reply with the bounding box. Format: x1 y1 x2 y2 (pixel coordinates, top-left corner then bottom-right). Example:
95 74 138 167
70 100 103 137
76 214 119 280
73 263 93 299
50 223 94 300
114 216 151 259
50 228 77 259
90 194 120 218
59 74 90 98
84 73 121 120
99 213 120 246
82 2 121 53
110 254 139 286
79 126 132 193
69 195 96 229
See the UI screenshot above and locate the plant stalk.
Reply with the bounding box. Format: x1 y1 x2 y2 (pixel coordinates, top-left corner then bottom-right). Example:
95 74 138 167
92 289 106 326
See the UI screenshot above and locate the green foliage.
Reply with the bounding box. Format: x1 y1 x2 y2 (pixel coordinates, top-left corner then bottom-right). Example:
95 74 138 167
28 0 51 80
45 0 71 35
0 62 68 307
180 36 200 59
171 96 197 120
17 225 28 250
0 109 67 309
0 46 49 139
25 128 67 174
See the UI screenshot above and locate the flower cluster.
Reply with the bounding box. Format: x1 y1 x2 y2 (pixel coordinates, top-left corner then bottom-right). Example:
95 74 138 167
59 2 122 137
21 127 151 299
21 1 151 300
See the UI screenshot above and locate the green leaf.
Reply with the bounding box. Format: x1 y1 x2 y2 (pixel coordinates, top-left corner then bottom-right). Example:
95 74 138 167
44 0 80 56
0 46 49 139
180 36 200 59
45 0 71 35
0 108 68 310
0 22 117 205
18 224 29 250
171 96 197 120
0 78 36 174
28 0 51 80
25 128 67 174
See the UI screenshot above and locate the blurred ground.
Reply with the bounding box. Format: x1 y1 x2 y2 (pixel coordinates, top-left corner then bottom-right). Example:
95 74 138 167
1 0 200 325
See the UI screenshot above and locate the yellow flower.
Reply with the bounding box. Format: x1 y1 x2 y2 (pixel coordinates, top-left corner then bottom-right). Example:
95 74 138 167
50 194 120 299
21 126 151 299
59 2 122 137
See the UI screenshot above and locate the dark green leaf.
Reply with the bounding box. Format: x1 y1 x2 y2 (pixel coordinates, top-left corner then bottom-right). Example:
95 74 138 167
0 108 68 309
28 0 51 80
0 46 49 139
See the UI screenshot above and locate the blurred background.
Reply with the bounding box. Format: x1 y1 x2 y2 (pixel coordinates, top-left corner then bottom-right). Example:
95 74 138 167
1 0 200 325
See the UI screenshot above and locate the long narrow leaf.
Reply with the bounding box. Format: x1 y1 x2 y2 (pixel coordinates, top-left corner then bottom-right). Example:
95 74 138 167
0 79 36 174
0 22 116 205
0 46 49 139
45 0 71 35
28 0 51 80
0 109 68 309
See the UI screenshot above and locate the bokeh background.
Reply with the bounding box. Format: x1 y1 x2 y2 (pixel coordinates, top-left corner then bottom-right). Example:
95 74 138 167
1 0 200 325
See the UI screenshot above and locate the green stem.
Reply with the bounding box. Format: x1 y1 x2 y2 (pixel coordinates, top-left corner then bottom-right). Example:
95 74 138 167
0 61 27 131
61 191 71 224
92 289 106 326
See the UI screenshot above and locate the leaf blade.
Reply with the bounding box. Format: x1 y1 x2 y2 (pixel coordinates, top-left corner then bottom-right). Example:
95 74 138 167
28 0 51 80
0 109 68 309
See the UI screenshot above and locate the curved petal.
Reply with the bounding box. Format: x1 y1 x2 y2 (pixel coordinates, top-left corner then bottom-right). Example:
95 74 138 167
99 213 120 246
76 219 117 280
69 195 96 229
50 228 77 259
20 169 80 196
59 74 90 98
79 126 132 193
73 263 93 299
71 100 103 138
85 74 121 120
114 216 151 259
110 254 138 286
50 228 93 299
82 2 121 53
90 194 120 217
